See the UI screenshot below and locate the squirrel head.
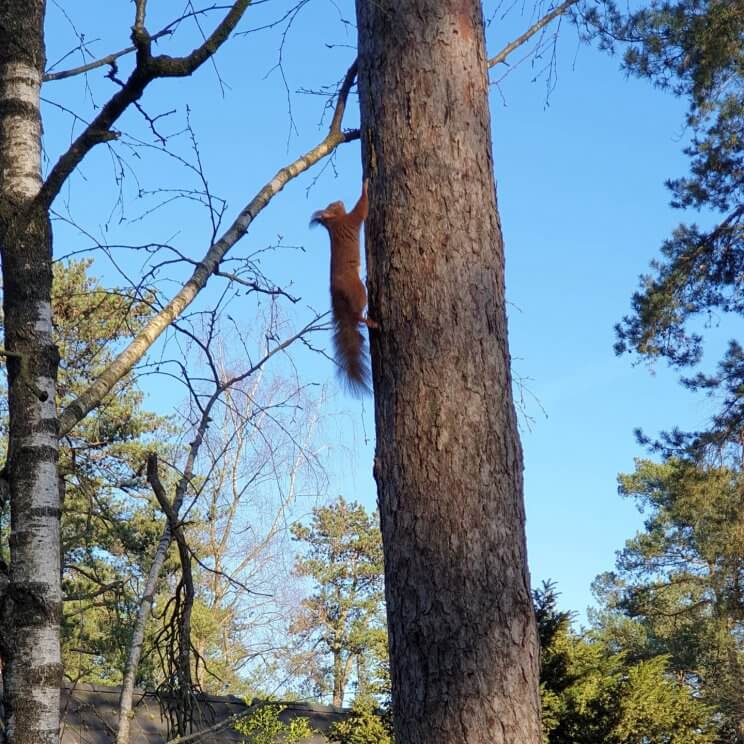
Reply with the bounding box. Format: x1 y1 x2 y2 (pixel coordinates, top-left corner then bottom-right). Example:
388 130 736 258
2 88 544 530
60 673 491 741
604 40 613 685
309 200 346 228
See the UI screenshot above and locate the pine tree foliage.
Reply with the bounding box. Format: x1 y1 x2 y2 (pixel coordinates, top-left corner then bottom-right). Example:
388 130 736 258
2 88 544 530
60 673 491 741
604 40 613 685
0 260 172 685
233 703 314 744
592 457 744 740
582 0 744 454
536 581 715 743
288 497 387 708
327 702 393 744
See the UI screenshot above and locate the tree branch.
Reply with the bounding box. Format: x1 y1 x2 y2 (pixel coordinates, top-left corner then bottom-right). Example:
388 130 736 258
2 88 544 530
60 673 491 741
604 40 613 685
148 452 197 736
488 0 578 68
37 0 253 211
115 306 325 740
149 0 250 78
44 5 240 82
147 455 180 529
58 61 359 437
43 29 172 82
213 270 300 302
166 708 250 744
116 382 222 744
63 581 123 603
44 45 139 82
134 0 148 38
330 59 358 134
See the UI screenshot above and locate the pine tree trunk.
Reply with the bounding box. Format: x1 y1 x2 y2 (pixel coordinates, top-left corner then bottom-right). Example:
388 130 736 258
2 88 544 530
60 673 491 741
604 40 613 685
354 2 541 742
332 651 345 707
0 3 62 744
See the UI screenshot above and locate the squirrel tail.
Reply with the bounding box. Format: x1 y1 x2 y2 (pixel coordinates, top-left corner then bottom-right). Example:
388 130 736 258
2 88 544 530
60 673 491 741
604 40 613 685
332 294 371 396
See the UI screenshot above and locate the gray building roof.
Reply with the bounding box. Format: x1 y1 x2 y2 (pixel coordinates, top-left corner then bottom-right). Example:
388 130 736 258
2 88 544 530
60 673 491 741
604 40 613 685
60 684 347 743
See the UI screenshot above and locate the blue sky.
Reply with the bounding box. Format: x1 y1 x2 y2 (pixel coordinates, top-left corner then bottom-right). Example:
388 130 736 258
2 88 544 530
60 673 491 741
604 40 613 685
42 1 732 623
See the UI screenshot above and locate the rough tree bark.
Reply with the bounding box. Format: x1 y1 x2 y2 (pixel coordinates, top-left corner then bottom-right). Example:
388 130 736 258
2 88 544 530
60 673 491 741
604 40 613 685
0 3 62 744
355 2 541 742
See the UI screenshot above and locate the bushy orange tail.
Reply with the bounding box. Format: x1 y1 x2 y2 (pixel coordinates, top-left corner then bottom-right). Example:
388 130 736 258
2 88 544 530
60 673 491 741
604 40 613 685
332 294 371 395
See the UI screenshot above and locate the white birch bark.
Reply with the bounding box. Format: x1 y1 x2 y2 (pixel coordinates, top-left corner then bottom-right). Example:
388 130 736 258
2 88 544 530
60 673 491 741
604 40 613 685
0 5 63 743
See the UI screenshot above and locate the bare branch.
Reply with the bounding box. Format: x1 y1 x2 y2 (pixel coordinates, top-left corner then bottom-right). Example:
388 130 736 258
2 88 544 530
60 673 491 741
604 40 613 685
146 454 176 527
116 307 324 739
330 58 358 134
116 376 224 743
487 0 578 68
150 0 250 78
213 269 300 302
37 0 253 211
42 27 171 82
44 5 241 82
58 61 360 437
166 708 252 744
148 452 197 739
44 44 139 82
62 581 123 603
134 0 147 38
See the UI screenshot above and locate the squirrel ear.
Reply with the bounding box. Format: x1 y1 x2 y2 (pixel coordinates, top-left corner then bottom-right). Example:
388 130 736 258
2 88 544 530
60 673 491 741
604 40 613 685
309 210 326 227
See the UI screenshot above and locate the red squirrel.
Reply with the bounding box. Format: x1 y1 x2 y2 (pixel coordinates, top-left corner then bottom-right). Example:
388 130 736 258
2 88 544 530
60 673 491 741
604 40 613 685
310 179 377 394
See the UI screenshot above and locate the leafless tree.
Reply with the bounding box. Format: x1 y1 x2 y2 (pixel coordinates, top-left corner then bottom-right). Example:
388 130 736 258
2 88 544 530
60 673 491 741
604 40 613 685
116 303 328 741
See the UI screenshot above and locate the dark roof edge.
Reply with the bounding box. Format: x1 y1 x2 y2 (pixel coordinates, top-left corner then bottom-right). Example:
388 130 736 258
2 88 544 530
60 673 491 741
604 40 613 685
62 682 347 714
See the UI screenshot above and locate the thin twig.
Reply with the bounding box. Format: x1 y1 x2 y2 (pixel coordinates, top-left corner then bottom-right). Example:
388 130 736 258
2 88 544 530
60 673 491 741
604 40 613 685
43 28 171 82
58 60 359 436
488 0 578 68
37 0 254 211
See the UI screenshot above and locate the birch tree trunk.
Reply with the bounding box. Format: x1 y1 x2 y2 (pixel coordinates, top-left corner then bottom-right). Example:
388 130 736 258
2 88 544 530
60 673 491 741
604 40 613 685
0 3 62 744
355 2 541 742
